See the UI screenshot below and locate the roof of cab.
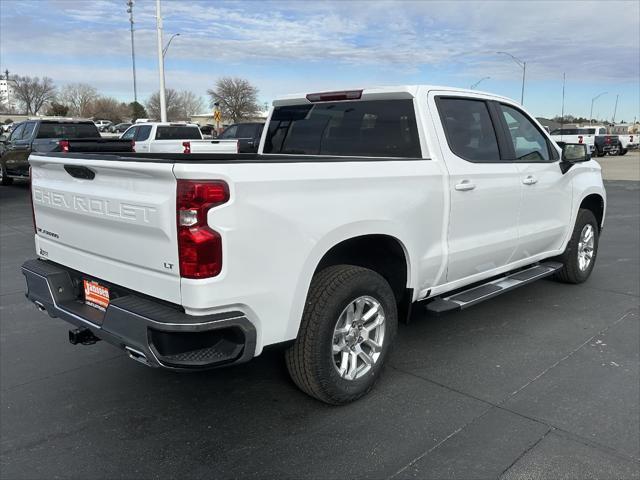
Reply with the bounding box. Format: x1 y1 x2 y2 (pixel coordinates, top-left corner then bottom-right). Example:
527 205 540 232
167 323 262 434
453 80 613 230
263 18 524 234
272 85 515 106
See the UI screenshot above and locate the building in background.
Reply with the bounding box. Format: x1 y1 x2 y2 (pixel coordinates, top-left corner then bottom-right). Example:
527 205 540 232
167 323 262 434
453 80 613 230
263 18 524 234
0 73 18 113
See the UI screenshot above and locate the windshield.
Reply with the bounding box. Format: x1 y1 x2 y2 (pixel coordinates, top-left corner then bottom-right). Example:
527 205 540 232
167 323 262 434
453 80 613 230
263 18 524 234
263 99 420 157
36 123 100 139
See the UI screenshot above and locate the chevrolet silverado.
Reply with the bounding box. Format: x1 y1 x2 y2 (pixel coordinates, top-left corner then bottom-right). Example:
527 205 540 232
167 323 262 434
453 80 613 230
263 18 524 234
22 86 605 404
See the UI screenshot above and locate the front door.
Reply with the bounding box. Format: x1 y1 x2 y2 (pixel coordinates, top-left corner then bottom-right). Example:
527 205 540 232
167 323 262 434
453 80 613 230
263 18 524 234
495 103 573 259
430 93 521 282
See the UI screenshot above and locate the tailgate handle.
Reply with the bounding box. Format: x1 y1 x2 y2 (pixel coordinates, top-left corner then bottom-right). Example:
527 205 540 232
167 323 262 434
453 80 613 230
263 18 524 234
64 165 95 180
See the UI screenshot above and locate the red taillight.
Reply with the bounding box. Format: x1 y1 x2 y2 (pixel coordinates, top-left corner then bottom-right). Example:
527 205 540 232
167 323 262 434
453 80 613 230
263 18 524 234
176 180 229 279
183 141 191 154
605 136 611 144
29 166 36 233
59 140 70 152
578 135 583 144
305 90 363 102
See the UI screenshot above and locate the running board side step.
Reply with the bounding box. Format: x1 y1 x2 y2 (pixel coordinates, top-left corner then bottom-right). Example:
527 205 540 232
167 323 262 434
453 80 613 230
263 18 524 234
426 261 563 315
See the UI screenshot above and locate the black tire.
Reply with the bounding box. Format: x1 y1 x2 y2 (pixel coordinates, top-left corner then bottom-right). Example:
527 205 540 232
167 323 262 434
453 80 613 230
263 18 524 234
594 146 605 158
0 165 13 186
620 148 628 156
554 209 599 284
285 265 398 405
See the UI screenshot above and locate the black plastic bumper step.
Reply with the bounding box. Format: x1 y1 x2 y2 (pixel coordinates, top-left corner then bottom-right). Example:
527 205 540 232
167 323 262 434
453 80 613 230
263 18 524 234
426 261 563 314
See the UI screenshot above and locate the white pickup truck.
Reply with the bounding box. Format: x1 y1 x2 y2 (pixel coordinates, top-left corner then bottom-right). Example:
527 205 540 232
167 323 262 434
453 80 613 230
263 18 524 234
550 125 621 157
23 85 606 404
121 122 238 154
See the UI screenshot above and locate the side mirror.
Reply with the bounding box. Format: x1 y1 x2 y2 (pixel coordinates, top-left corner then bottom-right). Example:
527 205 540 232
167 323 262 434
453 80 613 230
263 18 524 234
560 143 589 173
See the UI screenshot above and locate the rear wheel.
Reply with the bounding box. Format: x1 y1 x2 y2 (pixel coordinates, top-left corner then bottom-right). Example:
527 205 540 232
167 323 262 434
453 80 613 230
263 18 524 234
554 209 599 284
620 148 628 156
0 165 13 186
594 146 605 158
285 265 397 404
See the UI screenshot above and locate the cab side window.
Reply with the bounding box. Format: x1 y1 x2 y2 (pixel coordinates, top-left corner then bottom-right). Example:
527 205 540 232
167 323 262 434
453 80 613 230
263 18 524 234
9 123 25 141
121 126 138 141
20 122 37 140
436 98 501 162
499 104 551 162
135 125 152 141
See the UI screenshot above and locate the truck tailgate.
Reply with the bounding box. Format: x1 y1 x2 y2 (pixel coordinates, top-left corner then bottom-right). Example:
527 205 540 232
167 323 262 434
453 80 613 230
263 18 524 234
29 154 181 304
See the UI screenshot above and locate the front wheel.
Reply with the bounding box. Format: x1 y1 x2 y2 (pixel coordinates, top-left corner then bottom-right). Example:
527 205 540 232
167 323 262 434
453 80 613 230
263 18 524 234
285 265 397 404
554 209 599 284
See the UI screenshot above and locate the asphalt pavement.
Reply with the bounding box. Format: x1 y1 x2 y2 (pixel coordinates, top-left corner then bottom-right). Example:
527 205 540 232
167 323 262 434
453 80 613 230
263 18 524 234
1 178 638 479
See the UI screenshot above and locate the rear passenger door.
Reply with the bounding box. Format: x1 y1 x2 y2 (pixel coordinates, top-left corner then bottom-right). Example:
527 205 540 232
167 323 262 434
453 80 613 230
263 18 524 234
431 93 521 282
495 103 572 259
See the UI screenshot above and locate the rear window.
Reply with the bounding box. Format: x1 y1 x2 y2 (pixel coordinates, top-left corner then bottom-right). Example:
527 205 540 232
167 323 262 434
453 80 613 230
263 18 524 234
155 126 202 140
263 100 421 157
36 122 100 139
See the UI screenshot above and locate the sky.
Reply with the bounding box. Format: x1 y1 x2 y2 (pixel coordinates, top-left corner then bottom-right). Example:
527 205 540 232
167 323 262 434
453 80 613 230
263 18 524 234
1 0 639 121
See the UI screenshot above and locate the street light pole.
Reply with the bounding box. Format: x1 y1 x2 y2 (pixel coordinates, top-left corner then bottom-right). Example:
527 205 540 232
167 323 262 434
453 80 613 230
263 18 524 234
163 33 180 58
589 92 607 124
155 0 167 122
612 94 619 124
126 0 137 103
497 51 526 105
470 76 490 90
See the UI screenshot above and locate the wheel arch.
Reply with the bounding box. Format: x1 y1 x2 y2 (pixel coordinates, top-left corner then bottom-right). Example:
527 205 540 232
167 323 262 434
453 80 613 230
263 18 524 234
580 193 605 231
286 230 414 340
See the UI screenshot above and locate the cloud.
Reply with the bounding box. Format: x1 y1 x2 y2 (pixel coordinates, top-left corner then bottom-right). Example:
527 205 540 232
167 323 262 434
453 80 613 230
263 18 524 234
1 0 638 118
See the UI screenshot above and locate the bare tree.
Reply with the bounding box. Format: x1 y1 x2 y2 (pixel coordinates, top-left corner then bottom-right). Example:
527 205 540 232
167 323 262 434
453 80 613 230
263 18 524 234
88 97 130 123
11 76 56 115
145 89 204 121
207 77 260 123
179 91 204 117
60 83 99 117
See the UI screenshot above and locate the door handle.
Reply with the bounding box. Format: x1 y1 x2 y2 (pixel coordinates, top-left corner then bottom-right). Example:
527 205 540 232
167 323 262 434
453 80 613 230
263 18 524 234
522 175 538 185
455 180 476 191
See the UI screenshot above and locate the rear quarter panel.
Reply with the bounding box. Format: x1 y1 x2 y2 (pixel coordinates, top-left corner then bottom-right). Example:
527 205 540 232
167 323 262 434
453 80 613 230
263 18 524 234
174 159 446 352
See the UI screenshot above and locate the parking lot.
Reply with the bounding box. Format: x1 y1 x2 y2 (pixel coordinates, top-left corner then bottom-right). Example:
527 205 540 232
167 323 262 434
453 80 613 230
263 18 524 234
1 154 639 479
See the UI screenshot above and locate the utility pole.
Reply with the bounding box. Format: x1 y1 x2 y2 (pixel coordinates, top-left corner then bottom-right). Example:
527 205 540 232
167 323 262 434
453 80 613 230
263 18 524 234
4 69 10 111
560 72 566 134
126 0 137 103
156 0 167 122
497 52 526 105
612 94 619 124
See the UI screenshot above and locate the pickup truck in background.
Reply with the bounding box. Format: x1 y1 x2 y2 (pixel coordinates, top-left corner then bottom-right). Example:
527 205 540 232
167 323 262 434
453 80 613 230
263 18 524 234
22 85 605 404
218 122 264 153
121 122 238 154
0 119 133 185
615 133 637 155
550 126 619 157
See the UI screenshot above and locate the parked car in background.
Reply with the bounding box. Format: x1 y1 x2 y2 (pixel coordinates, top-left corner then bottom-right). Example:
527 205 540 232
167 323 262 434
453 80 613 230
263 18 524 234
94 120 112 132
199 124 217 138
218 122 264 152
23 85 605 404
110 123 132 133
120 122 238 153
0 119 133 185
